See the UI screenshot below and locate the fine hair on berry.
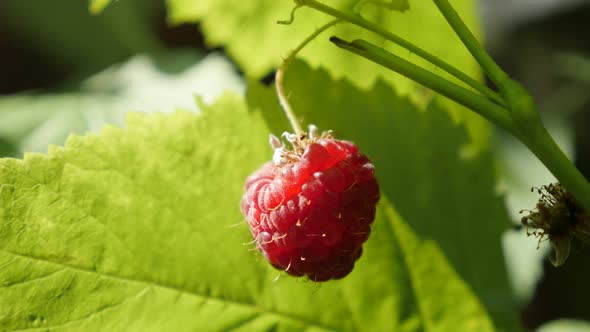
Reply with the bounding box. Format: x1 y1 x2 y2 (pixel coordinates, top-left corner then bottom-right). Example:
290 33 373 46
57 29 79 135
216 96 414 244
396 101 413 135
240 126 380 281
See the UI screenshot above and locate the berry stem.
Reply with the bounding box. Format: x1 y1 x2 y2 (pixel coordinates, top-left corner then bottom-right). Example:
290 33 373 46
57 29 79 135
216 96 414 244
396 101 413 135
275 18 341 135
275 66 304 135
295 0 506 107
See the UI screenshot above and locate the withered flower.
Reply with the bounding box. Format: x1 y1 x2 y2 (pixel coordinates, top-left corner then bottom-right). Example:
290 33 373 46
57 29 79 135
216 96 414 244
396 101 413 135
521 183 590 266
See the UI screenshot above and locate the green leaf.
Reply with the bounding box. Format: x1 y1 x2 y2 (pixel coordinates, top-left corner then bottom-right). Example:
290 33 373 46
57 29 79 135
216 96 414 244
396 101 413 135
247 60 519 330
1 94 494 331
166 0 479 90
166 0 490 145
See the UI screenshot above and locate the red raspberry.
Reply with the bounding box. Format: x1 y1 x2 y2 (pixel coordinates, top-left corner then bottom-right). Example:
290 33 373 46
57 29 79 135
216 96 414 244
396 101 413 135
240 126 379 281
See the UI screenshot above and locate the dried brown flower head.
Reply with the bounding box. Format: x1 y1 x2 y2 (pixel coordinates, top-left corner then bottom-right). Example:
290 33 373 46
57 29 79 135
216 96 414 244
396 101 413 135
521 183 590 266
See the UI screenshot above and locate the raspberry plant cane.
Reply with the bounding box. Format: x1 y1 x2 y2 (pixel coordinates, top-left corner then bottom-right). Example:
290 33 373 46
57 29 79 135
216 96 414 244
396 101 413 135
240 20 380 281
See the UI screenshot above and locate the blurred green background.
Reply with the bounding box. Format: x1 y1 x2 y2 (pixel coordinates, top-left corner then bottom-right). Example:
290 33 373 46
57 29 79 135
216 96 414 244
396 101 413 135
0 0 589 330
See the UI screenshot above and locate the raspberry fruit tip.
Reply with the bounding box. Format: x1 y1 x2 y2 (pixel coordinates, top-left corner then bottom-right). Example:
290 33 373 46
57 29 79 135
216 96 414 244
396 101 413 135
240 125 380 281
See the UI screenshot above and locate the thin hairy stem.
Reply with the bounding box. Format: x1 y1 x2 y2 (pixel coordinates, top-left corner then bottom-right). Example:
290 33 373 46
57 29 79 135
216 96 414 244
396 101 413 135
275 67 304 135
275 18 341 135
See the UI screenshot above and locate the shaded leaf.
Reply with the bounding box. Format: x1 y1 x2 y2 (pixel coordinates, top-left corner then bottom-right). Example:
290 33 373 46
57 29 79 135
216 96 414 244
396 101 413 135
247 60 519 330
166 0 490 145
166 0 479 92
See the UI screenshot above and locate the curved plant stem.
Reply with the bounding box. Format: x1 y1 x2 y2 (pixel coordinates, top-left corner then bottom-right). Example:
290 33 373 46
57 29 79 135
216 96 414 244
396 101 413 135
330 37 519 136
275 67 304 135
275 18 341 135
277 4 303 25
281 18 341 63
431 0 590 211
524 125 590 211
296 0 506 107
431 0 509 90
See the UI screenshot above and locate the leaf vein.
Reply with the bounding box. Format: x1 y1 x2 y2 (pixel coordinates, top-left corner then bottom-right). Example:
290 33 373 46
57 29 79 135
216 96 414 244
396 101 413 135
7 287 150 331
1 268 65 288
3 165 142 272
0 248 334 331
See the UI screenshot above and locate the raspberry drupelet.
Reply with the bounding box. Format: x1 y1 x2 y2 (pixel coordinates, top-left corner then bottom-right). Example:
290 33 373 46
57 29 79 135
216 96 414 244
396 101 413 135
240 125 380 281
